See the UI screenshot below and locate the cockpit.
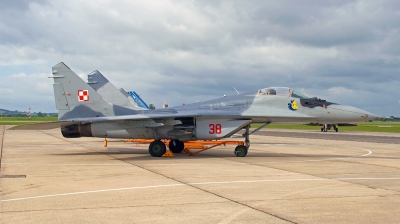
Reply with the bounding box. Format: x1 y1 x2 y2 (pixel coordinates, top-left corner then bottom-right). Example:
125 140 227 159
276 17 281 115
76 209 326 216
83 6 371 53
257 87 309 99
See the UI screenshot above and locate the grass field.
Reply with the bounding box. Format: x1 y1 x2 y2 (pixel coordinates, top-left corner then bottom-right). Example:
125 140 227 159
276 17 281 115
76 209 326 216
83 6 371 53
0 117 57 125
1 117 399 133
253 122 400 133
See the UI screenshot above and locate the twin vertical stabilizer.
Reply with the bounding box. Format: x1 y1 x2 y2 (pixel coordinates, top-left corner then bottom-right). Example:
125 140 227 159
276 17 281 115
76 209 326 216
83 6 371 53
51 62 114 120
87 70 147 110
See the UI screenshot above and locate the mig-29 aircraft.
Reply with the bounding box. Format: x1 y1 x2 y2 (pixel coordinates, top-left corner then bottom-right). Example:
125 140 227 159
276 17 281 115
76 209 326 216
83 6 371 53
10 62 378 157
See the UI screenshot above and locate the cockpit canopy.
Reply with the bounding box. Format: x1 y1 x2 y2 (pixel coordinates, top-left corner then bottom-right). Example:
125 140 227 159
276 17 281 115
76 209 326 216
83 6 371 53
257 87 309 99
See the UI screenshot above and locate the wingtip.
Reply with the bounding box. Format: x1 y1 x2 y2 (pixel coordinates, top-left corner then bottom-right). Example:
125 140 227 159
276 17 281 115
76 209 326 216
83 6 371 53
53 62 70 70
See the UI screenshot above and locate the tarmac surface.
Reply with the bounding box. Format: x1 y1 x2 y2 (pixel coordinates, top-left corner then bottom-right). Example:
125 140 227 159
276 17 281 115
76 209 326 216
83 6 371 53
257 128 400 144
1 125 400 223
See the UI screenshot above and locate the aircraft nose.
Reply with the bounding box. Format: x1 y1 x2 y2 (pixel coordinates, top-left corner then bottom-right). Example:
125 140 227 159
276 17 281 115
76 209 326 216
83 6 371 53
330 105 378 121
365 112 379 120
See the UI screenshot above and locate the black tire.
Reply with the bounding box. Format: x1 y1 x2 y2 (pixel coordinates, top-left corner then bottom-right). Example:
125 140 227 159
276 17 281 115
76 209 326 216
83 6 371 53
335 128 338 132
168 140 184 153
149 140 167 157
321 128 323 132
234 145 248 157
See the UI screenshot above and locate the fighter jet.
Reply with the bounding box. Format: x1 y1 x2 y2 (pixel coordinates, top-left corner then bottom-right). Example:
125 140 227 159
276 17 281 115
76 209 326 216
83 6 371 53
10 62 378 157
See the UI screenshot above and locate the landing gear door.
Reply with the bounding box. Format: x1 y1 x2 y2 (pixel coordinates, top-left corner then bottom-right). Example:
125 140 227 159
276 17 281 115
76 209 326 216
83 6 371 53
195 119 252 140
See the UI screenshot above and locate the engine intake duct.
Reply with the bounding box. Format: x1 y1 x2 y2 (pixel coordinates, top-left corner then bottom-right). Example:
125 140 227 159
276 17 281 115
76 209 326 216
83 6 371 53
61 124 93 138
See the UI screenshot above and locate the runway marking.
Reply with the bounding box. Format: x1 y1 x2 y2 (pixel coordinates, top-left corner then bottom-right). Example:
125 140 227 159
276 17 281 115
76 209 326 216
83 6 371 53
0 183 185 202
2 177 400 203
189 177 400 185
253 145 372 164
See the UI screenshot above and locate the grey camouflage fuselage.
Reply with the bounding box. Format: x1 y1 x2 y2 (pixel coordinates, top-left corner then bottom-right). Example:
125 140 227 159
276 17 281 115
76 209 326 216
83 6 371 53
48 62 376 141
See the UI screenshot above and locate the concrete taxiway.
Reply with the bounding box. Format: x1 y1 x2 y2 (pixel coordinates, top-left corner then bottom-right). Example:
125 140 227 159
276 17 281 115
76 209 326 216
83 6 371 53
1 126 399 223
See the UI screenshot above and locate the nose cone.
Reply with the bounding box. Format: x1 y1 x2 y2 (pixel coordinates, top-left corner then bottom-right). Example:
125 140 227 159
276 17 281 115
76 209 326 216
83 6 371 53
329 105 378 122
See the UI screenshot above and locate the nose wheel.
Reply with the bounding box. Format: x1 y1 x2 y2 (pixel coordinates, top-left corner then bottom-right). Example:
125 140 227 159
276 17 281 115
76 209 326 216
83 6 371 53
234 145 248 157
234 124 251 157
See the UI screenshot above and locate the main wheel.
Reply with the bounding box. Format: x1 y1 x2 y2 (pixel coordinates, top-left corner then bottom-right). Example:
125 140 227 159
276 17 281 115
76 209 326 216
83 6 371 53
168 140 184 153
335 128 338 132
234 145 248 157
149 140 167 157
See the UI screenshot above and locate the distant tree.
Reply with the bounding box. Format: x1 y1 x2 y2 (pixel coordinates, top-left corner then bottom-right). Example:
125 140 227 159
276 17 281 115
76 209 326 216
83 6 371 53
37 112 44 117
149 104 156 110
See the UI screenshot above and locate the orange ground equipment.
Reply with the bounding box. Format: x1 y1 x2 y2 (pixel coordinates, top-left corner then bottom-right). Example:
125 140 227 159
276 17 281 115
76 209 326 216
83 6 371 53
124 139 245 156
104 138 108 147
180 140 245 156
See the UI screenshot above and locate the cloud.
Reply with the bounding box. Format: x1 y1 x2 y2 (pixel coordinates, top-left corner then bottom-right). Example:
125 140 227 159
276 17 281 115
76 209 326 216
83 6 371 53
0 72 54 112
328 87 355 95
0 0 399 116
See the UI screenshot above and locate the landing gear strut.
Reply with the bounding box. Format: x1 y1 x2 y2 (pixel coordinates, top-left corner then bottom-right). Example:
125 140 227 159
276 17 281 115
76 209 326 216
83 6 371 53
321 124 339 132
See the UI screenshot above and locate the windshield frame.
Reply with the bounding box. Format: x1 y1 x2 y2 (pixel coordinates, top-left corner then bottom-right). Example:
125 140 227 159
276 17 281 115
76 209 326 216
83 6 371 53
290 89 309 99
257 87 309 99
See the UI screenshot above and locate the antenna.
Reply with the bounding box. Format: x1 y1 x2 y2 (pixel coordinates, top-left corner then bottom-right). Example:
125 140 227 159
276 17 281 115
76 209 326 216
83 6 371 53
233 87 240 95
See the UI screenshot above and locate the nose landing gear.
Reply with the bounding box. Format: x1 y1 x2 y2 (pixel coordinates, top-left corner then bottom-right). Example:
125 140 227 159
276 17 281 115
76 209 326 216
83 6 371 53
321 124 338 132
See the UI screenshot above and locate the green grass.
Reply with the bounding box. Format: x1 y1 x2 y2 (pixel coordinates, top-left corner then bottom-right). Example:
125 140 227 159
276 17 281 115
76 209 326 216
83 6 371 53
252 122 400 133
0 117 57 125
2 117 399 133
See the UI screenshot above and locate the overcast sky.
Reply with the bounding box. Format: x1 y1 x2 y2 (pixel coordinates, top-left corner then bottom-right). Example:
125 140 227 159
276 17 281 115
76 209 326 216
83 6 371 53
0 0 399 116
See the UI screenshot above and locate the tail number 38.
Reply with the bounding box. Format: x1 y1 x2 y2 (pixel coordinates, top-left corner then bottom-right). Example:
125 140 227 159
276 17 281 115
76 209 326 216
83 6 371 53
209 123 222 134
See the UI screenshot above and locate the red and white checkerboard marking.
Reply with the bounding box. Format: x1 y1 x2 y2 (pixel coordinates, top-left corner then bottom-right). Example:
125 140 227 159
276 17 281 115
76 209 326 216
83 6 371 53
78 90 90 102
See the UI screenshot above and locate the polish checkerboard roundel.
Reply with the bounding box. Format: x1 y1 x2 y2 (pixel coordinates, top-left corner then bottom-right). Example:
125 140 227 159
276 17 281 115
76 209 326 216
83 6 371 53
78 90 89 102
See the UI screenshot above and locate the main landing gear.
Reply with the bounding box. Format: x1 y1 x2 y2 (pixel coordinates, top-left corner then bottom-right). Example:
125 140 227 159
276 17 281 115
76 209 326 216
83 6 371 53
148 140 166 157
168 140 185 153
144 137 249 157
147 140 184 157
